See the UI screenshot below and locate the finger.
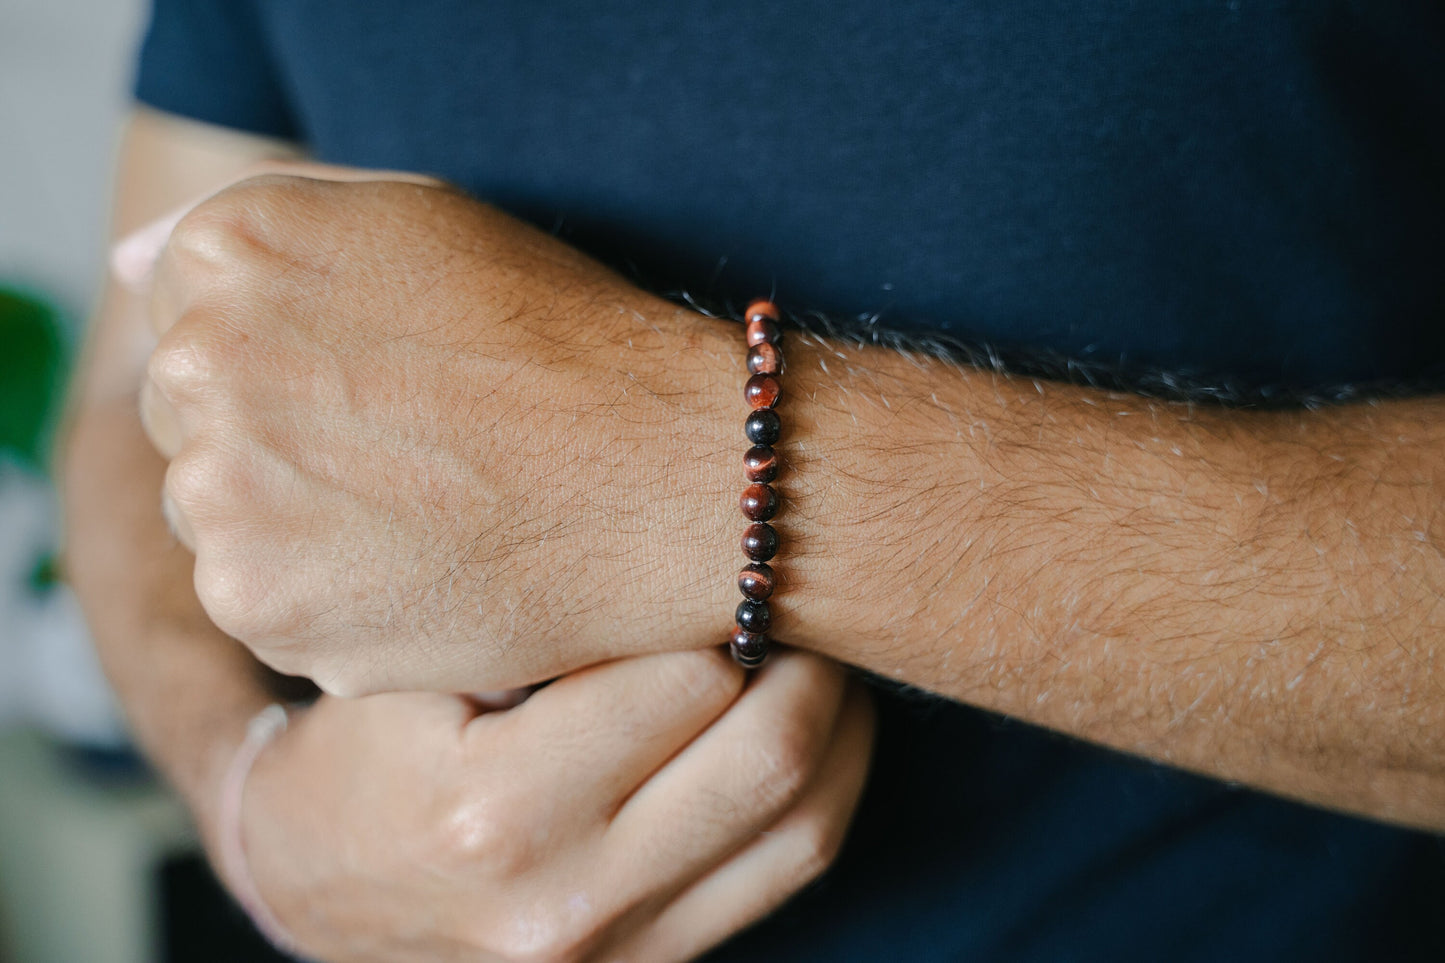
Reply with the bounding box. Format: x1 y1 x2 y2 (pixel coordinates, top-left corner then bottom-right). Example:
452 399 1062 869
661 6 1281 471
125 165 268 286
111 161 452 294
138 376 185 459
469 648 745 812
160 487 196 551
597 650 850 914
603 681 876 963
466 688 533 711
237 159 450 189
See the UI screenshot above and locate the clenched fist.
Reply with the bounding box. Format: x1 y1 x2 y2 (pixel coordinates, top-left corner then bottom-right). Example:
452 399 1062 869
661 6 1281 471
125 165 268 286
135 166 742 694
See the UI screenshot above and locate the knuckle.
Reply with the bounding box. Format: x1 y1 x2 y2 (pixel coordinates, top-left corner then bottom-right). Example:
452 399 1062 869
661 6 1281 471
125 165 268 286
433 793 538 879
163 446 224 517
189 537 295 655
216 172 326 230
744 718 817 813
167 201 256 268
789 814 848 887
192 555 265 642
659 648 746 712
147 322 228 398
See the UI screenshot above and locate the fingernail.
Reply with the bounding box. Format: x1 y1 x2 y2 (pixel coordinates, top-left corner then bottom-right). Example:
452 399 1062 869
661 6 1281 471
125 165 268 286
110 208 187 292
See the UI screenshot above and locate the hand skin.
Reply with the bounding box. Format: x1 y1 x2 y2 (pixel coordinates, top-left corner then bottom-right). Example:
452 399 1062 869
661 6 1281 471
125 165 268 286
63 109 875 963
139 166 746 693
239 649 873 963
136 156 1445 832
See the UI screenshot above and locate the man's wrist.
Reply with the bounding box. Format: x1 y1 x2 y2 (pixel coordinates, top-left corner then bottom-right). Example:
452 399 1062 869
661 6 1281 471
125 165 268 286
755 331 876 666
656 312 873 667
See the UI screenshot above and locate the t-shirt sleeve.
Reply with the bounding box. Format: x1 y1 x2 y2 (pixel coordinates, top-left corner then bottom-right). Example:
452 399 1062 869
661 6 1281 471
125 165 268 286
132 0 300 141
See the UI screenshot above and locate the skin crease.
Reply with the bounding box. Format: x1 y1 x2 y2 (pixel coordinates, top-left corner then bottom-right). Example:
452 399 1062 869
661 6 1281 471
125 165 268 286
140 157 1445 832
63 109 875 963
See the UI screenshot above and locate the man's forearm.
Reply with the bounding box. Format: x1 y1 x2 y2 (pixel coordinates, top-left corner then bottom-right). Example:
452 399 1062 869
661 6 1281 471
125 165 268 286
62 301 271 837
60 108 304 836
759 328 1445 829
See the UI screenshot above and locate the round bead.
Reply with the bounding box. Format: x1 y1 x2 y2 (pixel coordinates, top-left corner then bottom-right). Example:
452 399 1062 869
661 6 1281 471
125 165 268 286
735 599 772 634
746 316 781 347
740 483 779 521
738 562 775 600
744 409 781 446
745 300 780 323
741 522 779 561
747 342 782 376
743 445 779 483
730 627 770 667
745 373 782 409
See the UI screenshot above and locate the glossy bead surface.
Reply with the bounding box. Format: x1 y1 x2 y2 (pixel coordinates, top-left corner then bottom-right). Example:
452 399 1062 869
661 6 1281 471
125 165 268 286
744 409 781 446
747 342 782 376
738 562 775 600
741 522 779 561
735 599 772 634
730 627 770 668
745 300 780 323
746 316 780 347
740 483 779 521
745 373 782 409
743 445 779 483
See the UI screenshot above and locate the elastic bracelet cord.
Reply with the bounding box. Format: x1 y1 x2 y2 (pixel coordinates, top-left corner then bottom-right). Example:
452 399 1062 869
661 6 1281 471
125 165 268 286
217 703 307 958
731 300 785 668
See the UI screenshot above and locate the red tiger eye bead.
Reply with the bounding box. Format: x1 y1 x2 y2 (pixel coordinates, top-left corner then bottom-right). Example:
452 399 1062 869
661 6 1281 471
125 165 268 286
746 316 780 347
743 445 779 483
747 342 782 375
745 300 780 323
740 483 779 521
745 373 782 409
734 297 786 670
742 522 779 561
730 627 770 667
738 562 775 600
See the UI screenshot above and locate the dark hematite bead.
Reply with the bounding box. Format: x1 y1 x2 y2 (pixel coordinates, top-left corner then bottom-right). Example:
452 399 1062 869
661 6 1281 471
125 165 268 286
747 342 782 376
730 627 770 667
735 599 772 634
741 522 779 561
744 409 781 446
740 483 779 521
743 445 779 483
745 373 782 409
738 562 775 600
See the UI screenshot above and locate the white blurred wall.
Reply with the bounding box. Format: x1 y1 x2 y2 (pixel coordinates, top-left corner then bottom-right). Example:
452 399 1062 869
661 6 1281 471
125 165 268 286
0 0 146 740
0 0 147 322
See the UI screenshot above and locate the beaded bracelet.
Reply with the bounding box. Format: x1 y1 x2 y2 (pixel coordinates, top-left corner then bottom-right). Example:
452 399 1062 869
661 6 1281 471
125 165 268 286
730 300 784 668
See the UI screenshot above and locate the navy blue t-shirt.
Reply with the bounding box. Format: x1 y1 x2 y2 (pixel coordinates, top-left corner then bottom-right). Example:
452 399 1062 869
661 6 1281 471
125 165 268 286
134 2 1445 959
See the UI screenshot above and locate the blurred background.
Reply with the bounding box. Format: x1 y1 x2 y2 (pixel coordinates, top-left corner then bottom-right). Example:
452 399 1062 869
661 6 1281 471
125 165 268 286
0 2 276 960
